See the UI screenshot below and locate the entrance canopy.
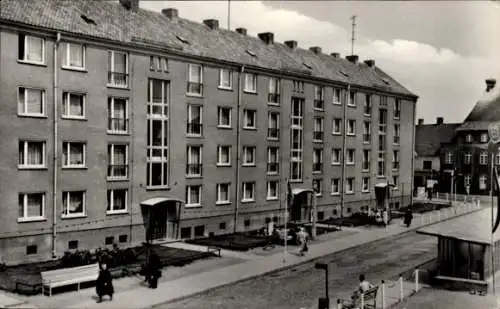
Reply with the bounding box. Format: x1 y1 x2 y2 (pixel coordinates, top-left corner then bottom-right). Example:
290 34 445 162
292 188 314 195
140 197 185 207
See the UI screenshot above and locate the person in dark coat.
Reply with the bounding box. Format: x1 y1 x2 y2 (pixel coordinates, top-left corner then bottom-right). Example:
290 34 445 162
96 263 114 303
145 250 162 289
404 209 413 228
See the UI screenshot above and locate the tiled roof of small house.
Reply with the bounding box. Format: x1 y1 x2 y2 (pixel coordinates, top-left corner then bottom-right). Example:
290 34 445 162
415 122 461 157
458 81 500 131
0 0 417 97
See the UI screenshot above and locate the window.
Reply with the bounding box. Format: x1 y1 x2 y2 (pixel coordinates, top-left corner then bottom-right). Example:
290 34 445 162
293 80 304 93
364 94 372 115
26 245 38 255
332 148 341 165
394 99 401 119
362 150 370 171
149 56 168 72
313 117 324 142
378 109 387 133
62 92 85 119
348 91 356 106
243 146 256 166
243 109 256 129
18 193 45 221
219 68 232 89
18 34 45 64
244 219 251 227
496 152 500 165
186 146 203 176
392 175 399 189
313 149 323 173
68 240 79 250
479 175 487 190
242 182 255 202
346 178 354 193
119 234 128 243
268 77 280 104
313 179 322 196
392 150 400 170
217 146 231 166
393 124 400 144
268 112 280 139
107 189 127 213
107 144 128 179
331 179 340 195
445 152 454 164
180 227 192 239
186 185 202 207
362 177 370 192
187 64 203 95
108 50 128 87
333 88 342 104
465 134 473 143
105 237 114 245
217 107 232 128
347 120 356 136
108 97 128 133
363 122 371 143
187 104 203 136
62 142 86 168
62 191 85 217
62 42 85 69
290 98 304 181
18 87 45 116
464 175 472 187
347 149 355 165
423 160 433 170
464 153 472 165
333 119 342 134
267 147 279 174
380 96 388 106
377 152 386 177
219 222 227 230
18 141 46 168
314 85 324 110
480 152 488 165
216 183 230 204
267 181 278 200
244 73 257 93
481 133 489 143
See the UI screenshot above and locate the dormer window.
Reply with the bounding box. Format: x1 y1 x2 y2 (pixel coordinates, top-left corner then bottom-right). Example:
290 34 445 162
246 50 256 57
480 133 489 143
465 134 473 143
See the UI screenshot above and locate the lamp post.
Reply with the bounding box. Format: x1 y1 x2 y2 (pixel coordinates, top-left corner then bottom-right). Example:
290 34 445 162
315 262 329 309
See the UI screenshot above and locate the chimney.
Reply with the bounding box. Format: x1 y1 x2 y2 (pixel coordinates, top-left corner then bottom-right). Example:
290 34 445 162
309 46 322 54
364 59 375 67
284 40 298 49
486 78 497 92
437 117 444 125
258 32 274 44
418 118 424 125
235 28 247 35
330 52 340 59
119 0 139 12
346 55 359 64
162 8 178 19
203 19 219 30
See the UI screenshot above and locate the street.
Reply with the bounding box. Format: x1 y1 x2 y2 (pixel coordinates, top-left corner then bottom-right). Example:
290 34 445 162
160 231 437 309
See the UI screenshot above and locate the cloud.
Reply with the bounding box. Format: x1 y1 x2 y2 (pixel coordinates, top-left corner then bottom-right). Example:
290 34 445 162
141 1 500 123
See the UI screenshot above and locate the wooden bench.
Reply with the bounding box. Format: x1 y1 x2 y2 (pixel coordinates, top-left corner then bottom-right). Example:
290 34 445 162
207 246 222 257
41 263 100 296
435 275 488 295
339 286 378 309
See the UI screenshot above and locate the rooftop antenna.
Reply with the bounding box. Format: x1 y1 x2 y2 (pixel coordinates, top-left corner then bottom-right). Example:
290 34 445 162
350 15 357 56
227 0 231 30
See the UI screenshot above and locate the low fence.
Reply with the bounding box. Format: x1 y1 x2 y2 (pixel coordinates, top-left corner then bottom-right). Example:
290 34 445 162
415 191 490 205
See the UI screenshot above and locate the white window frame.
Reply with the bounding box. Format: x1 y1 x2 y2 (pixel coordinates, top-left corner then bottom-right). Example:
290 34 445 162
242 146 256 166
266 181 279 200
313 179 322 196
62 92 85 119
108 97 128 134
313 148 323 173
348 91 356 106
331 179 340 195
216 183 231 205
217 145 231 166
464 153 472 165
187 104 203 136
61 191 86 218
314 85 324 110
362 177 370 193
479 175 487 190
107 50 129 88
217 106 232 128
218 68 232 90
18 87 46 117
268 112 280 140
243 109 257 129
149 55 168 72
393 124 400 144
393 150 400 170
244 73 257 93
267 147 279 175
363 121 371 143
394 99 401 119
18 140 46 169
18 192 45 222
106 189 128 214
445 152 454 164
332 148 341 165
62 141 86 168
242 182 255 202
186 145 203 177
186 185 202 207
333 119 342 135
347 120 356 136
480 152 488 165
268 77 280 105
187 63 203 96
19 34 45 64
346 178 354 194
465 134 473 143
333 88 342 105
347 149 355 165
107 144 128 180
481 133 489 143
392 176 399 190
464 175 472 187
61 42 86 70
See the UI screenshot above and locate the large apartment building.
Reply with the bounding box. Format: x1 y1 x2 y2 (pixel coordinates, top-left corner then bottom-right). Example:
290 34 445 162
0 0 418 264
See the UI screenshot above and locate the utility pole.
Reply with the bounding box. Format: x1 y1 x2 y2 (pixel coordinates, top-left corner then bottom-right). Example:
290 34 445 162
350 15 357 56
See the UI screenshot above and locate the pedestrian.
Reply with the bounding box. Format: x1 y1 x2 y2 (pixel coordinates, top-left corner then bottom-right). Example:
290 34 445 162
358 274 374 293
404 209 413 228
297 227 309 256
145 250 162 289
96 263 114 303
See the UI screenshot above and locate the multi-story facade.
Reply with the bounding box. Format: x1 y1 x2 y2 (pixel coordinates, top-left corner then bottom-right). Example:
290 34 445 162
0 0 418 264
440 79 499 196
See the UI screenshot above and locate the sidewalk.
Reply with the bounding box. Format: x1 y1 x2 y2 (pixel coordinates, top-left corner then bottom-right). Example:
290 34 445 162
1 199 482 309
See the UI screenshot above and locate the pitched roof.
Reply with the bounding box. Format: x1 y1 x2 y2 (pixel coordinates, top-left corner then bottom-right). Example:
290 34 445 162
0 0 417 97
458 85 500 131
415 122 461 157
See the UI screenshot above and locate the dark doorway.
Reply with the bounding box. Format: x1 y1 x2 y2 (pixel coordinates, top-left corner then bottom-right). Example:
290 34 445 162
150 206 167 241
290 192 310 222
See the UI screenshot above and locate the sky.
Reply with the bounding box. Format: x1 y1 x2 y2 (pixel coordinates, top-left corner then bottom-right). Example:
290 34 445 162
140 1 500 124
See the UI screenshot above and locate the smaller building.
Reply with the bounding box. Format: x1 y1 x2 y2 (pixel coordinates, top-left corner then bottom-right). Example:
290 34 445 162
414 117 460 194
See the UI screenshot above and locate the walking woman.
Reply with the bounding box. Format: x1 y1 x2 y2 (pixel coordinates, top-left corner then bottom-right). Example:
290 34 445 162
96 263 114 303
146 250 162 289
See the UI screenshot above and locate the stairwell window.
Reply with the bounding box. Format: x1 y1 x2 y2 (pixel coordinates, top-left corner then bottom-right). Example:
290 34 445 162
18 34 45 64
62 142 86 168
187 64 203 96
107 189 127 214
61 42 85 70
18 193 45 222
244 73 257 93
18 87 45 117
62 92 85 119
62 191 85 218
19 141 46 169
107 50 128 87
